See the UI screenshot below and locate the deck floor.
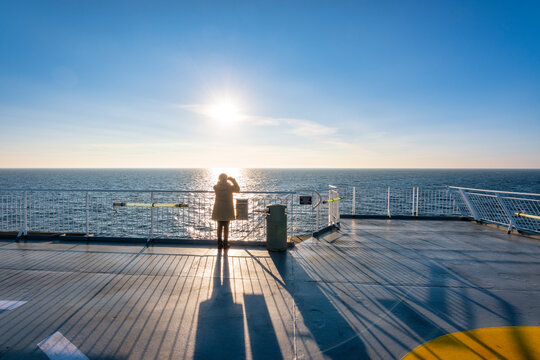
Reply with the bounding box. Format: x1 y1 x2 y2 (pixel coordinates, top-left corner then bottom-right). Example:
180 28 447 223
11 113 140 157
0 219 539 359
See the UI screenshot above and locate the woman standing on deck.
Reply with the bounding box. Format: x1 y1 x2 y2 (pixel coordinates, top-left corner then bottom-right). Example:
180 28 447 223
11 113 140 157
212 173 240 248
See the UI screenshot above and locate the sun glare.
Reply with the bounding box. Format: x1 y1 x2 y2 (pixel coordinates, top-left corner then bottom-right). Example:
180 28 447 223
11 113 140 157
207 101 241 124
210 168 242 181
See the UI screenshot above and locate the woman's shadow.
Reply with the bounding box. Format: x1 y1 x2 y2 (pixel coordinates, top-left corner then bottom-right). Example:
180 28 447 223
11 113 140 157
194 249 245 359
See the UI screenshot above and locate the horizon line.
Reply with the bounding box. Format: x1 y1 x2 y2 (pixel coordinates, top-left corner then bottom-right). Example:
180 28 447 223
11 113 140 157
1 167 539 170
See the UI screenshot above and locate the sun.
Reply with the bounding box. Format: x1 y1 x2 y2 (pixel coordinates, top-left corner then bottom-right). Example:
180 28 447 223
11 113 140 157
207 101 241 124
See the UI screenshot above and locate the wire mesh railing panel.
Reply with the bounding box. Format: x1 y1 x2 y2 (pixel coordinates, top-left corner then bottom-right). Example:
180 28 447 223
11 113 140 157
0 189 332 241
336 185 460 217
27 191 86 234
417 188 460 216
0 193 24 232
389 188 414 216
449 187 540 234
355 187 389 215
503 197 540 233
468 193 510 226
289 191 318 236
94 191 152 238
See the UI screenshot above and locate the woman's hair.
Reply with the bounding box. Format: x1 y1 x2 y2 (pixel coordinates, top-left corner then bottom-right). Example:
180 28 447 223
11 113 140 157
218 173 228 182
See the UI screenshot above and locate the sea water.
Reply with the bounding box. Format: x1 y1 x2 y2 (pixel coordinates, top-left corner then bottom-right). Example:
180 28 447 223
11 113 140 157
0 168 539 193
0 169 538 239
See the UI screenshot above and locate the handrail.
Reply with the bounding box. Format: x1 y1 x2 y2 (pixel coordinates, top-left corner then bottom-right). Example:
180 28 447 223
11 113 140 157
0 188 295 194
448 186 540 234
448 186 540 197
0 187 332 241
515 212 540 220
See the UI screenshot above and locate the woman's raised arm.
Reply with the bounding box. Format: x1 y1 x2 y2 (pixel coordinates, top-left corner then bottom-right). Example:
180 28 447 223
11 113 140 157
229 177 240 192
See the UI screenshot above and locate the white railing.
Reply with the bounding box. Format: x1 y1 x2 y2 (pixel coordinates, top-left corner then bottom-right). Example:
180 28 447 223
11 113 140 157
0 188 335 242
448 186 540 234
337 185 461 217
327 186 341 227
334 184 540 235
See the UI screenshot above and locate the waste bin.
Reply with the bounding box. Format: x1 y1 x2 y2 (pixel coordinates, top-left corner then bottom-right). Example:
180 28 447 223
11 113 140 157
266 204 287 251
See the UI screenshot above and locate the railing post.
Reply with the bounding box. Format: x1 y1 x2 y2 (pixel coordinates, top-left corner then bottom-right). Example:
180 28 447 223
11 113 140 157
147 192 154 245
17 191 28 238
411 187 415 216
387 186 391 218
316 204 320 232
496 194 516 233
24 191 27 236
459 189 479 221
291 193 295 242
416 187 419 216
352 186 356 216
85 191 89 238
311 192 314 236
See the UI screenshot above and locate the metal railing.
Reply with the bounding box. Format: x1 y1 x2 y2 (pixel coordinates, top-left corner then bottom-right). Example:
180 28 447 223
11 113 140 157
2 185 538 240
0 188 334 242
332 184 540 235
448 186 540 234
336 185 461 217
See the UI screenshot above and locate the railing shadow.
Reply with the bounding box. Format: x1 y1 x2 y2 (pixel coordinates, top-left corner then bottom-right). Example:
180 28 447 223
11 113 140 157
298 222 537 358
269 251 369 359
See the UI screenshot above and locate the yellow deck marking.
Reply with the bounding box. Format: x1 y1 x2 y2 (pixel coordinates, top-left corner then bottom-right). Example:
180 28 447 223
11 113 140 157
402 326 540 360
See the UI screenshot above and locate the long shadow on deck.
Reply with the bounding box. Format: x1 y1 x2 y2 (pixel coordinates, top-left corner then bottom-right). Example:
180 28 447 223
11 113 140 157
194 249 283 360
194 250 245 359
270 251 369 359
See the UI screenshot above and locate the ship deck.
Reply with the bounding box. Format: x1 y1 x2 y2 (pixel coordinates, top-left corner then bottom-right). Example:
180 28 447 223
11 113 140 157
0 219 539 359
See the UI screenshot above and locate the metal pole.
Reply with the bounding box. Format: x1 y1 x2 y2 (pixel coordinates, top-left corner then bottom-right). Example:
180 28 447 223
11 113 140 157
496 194 516 233
24 191 27 236
352 186 356 216
416 187 419 216
291 193 295 243
411 187 415 216
17 191 28 238
85 191 89 238
147 192 154 245
311 192 314 236
316 204 320 232
459 189 479 221
387 187 391 218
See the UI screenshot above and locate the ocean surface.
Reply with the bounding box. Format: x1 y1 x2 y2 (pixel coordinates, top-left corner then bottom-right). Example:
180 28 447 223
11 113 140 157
0 168 539 193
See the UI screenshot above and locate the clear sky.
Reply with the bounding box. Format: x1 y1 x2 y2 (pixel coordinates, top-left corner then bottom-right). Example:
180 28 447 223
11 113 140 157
1 1 539 168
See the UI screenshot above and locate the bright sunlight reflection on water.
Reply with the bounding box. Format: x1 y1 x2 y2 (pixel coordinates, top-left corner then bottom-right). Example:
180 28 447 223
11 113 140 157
209 168 243 184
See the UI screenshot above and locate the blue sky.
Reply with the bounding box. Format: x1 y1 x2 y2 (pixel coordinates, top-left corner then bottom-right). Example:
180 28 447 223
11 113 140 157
1 0 539 168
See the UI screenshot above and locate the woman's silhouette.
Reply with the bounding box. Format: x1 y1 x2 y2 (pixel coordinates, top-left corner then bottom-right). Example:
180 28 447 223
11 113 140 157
212 173 240 248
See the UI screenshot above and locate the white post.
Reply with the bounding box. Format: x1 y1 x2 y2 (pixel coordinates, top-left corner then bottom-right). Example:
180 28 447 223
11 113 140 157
316 205 320 232
352 186 356 216
24 191 27 236
336 189 341 225
416 187 419 216
411 187 415 216
328 190 333 226
17 191 28 238
311 192 314 236
496 194 516 233
459 189 479 221
387 187 391 218
85 191 89 238
147 192 154 245
291 194 295 242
